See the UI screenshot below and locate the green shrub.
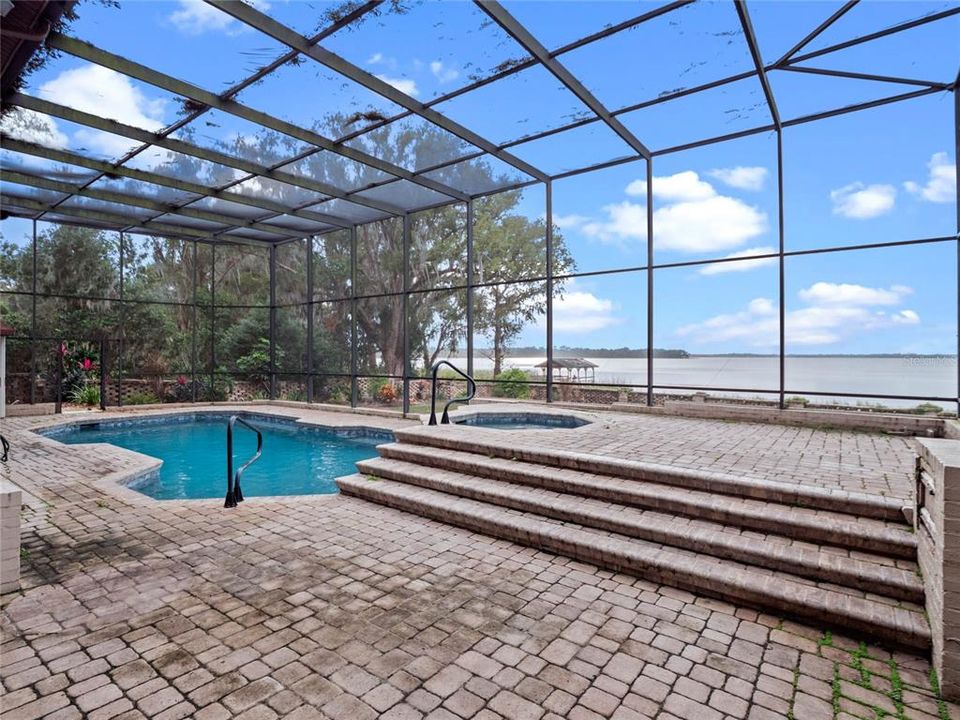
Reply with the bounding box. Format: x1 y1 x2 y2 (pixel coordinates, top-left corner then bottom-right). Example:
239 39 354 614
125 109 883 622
914 402 943 415
69 384 100 406
376 382 398 404
201 373 233 402
493 368 530 399
125 391 161 405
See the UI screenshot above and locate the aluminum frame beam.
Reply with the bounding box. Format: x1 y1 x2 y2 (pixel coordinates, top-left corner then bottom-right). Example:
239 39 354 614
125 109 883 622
786 6 960 67
475 1 652 159
3 194 219 240
2 170 307 240
773 0 860 66
45 32 472 203
9 92 408 219
34 0 386 240
0 136 354 230
206 0 549 183
735 0 781 129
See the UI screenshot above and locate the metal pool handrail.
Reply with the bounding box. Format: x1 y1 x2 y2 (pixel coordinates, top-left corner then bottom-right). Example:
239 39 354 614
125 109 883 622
428 361 476 426
225 415 262 509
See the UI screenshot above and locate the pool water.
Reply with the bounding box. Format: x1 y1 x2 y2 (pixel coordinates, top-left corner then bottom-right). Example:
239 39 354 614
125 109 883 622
455 413 589 430
52 414 388 500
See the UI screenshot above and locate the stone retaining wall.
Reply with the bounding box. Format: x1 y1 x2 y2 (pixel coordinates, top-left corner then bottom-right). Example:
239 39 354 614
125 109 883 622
916 439 960 700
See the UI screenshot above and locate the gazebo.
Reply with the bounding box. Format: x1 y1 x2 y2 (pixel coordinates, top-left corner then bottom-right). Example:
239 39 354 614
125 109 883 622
536 357 598 384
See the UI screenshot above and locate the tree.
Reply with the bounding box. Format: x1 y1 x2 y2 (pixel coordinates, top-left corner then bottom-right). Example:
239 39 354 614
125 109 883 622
3 97 576 396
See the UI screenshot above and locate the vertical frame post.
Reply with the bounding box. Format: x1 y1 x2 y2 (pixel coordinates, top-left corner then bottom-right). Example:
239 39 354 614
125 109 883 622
545 181 554 403
269 243 277 400
778 130 787 409
306 235 315 404
402 213 411 415
116 231 124 408
954 78 959 415
466 200 475 379
30 219 37 405
646 158 654 406
210 243 216 401
99 337 107 411
191 240 198 403
55 339 62 415
350 225 359 408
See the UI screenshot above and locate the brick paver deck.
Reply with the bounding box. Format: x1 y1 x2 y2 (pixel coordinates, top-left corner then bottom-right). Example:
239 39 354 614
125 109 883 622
1 405 949 719
451 405 918 500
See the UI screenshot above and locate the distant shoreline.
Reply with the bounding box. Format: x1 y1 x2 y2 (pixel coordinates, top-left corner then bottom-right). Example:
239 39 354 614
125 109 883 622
455 351 957 359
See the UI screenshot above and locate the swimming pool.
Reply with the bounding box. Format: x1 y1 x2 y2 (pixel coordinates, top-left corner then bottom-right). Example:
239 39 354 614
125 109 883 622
454 412 589 430
46 414 390 500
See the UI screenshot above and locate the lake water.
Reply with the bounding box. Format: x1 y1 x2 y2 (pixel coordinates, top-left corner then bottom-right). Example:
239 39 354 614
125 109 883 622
465 355 957 410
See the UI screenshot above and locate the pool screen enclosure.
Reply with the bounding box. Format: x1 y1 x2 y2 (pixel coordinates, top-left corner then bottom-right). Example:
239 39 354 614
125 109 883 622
0 0 958 413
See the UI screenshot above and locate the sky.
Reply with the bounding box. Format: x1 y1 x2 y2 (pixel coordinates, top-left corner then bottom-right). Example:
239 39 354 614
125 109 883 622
0 0 957 358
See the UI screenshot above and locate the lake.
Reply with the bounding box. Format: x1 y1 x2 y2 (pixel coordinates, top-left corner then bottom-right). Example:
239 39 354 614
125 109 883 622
463 355 958 410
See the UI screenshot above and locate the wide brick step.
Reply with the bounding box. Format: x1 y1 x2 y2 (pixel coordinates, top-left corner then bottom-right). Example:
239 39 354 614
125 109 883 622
376 443 916 559
337 474 930 650
356 456 923 603
391 428 907 523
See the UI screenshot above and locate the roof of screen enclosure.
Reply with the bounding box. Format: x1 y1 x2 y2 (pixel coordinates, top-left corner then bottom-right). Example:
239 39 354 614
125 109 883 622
0 0 957 247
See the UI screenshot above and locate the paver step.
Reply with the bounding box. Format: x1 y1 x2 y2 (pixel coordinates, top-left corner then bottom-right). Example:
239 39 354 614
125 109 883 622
356 456 923 603
376 443 916 559
337 474 930 650
392 427 908 523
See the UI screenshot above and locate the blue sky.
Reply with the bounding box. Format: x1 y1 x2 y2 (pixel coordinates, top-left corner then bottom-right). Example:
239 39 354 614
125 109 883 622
0 0 957 357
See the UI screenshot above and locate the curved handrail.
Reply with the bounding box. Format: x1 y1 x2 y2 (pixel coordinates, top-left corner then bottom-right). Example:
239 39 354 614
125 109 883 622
428 361 476 425
0 435 8 462
225 415 263 509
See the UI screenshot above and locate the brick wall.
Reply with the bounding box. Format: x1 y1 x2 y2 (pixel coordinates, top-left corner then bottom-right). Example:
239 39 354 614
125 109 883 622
915 438 960 700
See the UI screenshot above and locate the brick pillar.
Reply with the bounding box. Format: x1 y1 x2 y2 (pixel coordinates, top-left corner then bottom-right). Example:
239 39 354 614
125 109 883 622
916 438 960 699
0 479 22 594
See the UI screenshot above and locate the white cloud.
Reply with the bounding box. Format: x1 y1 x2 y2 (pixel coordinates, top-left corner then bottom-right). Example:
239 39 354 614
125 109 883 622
582 201 647 243
655 195 767 253
708 166 768 191
676 281 919 347
830 182 896 219
168 0 267 35
429 60 459 84
33 64 168 157
698 247 777 275
553 214 588 229
376 74 418 97
904 152 956 203
368 52 385 65
582 171 768 254
552 285 621 333
626 170 716 202
0 107 68 148
797 282 911 307
38 64 166 131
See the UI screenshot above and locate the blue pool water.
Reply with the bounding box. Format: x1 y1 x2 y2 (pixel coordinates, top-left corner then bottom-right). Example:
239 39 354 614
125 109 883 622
49 414 389 500
455 413 589 430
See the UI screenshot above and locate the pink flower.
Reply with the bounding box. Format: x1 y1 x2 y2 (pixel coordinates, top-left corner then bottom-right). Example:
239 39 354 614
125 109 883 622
177 375 186 386
80 358 94 371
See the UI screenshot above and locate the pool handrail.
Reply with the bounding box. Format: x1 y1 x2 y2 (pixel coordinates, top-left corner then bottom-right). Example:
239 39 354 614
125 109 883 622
0 434 8 462
225 415 263 508
428 361 476 426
